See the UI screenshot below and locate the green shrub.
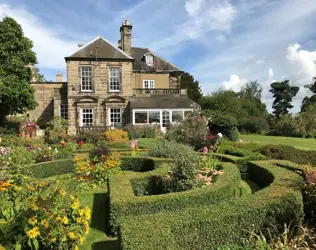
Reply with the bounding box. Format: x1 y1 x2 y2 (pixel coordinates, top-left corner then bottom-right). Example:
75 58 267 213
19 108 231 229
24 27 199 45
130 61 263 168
89 141 110 163
120 156 171 172
75 131 104 143
118 161 304 250
148 140 196 158
124 125 157 139
44 116 68 144
228 127 240 142
258 144 316 166
27 158 74 178
109 162 240 231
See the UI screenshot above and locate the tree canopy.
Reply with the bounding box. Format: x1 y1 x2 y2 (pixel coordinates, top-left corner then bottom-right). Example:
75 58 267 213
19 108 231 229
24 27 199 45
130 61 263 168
270 80 299 117
181 72 203 104
239 81 262 100
301 77 316 112
0 17 38 124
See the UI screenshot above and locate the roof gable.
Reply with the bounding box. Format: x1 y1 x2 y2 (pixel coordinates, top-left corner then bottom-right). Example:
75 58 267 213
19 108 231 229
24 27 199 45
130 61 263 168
65 36 133 61
131 47 183 72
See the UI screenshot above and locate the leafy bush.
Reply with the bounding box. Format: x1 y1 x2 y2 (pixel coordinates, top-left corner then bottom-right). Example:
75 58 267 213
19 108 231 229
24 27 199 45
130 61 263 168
28 145 53 163
203 110 238 135
89 141 110 163
75 131 104 144
104 129 128 142
52 142 77 160
148 140 195 158
228 127 239 142
44 116 68 144
124 124 157 139
165 115 207 150
258 144 316 166
109 162 240 231
28 159 74 178
0 187 91 250
118 161 304 250
303 167 316 223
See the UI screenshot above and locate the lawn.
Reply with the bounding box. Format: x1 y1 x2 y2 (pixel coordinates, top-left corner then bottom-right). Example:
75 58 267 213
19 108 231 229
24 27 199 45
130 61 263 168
240 134 316 151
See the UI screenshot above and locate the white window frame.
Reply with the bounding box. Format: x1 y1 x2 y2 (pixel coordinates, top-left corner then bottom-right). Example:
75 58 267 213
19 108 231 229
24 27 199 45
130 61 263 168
145 54 154 67
109 108 121 127
80 66 93 92
109 67 121 92
143 80 155 89
80 108 93 127
60 104 68 120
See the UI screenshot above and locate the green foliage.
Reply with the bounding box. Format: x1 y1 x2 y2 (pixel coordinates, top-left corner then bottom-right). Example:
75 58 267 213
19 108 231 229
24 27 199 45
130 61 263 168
268 114 301 137
296 103 316 138
118 161 304 250
120 156 170 172
137 138 164 150
258 144 316 166
165 115 207 150
52 142 77 160
270 80 299 117
203 110 237 135
180 72 203 104
75 131 104 144
89 141 110 163
228 127 240 142
109 162 240 230
44 116 68 144
302 167 316 223
0 17 38 124
148 140 196 158
239 81 262 100
124 125 157 139
27 159 74 178
301 77 316 112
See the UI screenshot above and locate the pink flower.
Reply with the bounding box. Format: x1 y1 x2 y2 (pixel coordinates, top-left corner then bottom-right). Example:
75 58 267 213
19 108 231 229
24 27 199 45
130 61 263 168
203 146 208 155
131 139 138 151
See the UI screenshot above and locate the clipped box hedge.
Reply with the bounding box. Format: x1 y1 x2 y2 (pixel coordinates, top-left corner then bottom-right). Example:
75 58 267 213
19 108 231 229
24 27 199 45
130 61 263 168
28 158 74 178
119 156 172 172
118 160 304 250
109 162 241 230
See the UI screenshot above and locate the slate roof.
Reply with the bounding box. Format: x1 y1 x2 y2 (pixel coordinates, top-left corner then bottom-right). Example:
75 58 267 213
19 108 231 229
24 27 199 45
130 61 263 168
131 47 183 72
129 96 200 109
65 36 133 61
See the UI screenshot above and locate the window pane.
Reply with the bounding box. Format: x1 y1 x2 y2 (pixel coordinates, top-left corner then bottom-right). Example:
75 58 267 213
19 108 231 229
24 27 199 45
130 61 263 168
149 111 160 124
110 68 120 91
81 67 92 91
172 111 183 123
144 80 155 89
60 104 68 120
110 108 121 127
82 108 93 126
135 111 148 124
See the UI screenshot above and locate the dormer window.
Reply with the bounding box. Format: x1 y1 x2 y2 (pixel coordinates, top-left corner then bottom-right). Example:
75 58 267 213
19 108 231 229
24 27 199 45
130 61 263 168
145 54 154 67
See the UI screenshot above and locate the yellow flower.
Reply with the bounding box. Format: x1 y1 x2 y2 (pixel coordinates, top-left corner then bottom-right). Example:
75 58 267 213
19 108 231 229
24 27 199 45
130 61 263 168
62 216 69 225
74 246 79 250
14 186 21 191
56 216 62 223
84 207 91 220
0 244 5 250
31 203 39 211
41 219 49 229
39 182 46 187
26 227 40 239
61 235 67 242
72 199 80 209
79 236 84 245
68 232 76 240
82 221 90 235
27 186 35 191
59 188 66 197
50 237 57 243
76 217 82 223
28 217 37 226
70 195 75 201
79 209 84 216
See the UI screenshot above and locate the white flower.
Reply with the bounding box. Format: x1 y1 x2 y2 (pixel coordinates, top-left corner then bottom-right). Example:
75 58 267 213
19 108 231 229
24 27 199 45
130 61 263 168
48 147 51 150
217 133 223 138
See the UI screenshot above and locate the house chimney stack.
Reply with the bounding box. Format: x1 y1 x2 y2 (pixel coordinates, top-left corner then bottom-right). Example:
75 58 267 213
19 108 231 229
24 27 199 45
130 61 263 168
56 71 63 82
119 19 132 56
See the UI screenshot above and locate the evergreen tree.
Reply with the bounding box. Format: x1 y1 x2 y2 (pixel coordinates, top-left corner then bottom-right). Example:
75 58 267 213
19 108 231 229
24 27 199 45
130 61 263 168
301 77 316 112
181 72 203 104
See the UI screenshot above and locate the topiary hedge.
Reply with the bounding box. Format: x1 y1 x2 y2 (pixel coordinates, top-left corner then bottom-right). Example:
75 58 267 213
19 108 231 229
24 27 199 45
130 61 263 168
258 144 316 166
118 161 304 250
119 156 172 172
28 158 74 178
109 162 241 230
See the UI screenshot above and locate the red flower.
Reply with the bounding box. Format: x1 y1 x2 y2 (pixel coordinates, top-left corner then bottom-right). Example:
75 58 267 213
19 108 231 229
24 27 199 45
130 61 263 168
78 140 83 148
61 141 66 147
208 135 214 139
202 136 206 140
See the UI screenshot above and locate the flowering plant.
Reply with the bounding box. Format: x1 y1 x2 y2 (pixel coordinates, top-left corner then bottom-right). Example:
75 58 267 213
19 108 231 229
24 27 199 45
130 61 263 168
0 188 90 250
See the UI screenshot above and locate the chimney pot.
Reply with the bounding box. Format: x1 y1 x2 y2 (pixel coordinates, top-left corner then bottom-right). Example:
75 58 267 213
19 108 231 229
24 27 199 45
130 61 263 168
56 72 63 82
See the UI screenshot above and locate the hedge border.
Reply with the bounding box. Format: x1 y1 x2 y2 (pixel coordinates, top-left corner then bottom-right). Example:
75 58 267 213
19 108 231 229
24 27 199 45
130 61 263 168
119 156 172 172
28 158 74 178
118 160 304 250
109 161 241 230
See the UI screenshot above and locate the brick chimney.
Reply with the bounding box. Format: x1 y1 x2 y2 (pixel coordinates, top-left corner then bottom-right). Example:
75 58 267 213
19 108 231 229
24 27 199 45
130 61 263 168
119 20 132 56
56 71 63 82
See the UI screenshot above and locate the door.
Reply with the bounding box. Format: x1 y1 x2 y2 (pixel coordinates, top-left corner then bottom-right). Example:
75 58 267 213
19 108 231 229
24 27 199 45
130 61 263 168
161 110 170 132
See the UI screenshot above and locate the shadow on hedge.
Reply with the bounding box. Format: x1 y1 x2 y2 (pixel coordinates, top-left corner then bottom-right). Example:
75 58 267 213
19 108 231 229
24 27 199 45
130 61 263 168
92 239 120 250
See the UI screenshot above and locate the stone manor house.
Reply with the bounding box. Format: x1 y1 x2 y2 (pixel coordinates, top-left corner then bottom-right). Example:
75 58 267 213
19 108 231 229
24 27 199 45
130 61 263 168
29 20 199 134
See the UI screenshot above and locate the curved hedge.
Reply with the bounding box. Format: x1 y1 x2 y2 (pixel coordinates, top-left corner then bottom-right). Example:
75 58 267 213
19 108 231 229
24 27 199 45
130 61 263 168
118 161 304 250
28 158 74 178
120 156 172 172
109 162 241 230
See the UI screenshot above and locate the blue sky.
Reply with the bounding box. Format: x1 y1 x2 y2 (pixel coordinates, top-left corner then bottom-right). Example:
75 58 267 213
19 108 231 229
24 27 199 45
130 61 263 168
1 0 316 112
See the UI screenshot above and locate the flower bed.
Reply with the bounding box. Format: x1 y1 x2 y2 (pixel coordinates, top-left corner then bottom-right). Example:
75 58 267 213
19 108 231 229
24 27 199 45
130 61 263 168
118 160 304 250
108 162 240 230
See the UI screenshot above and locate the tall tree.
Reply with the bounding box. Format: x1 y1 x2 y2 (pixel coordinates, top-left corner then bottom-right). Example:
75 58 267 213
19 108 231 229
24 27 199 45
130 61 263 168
239 80 262 100
270 80 299 117
0 17 38 124
181 72 203 104
301 77 316 112
33 67 47 82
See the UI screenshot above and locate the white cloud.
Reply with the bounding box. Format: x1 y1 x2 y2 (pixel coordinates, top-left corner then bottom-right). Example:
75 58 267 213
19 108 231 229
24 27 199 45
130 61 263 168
268 68 273 79
0 4 78 70
185 0 203 17
221 74 247 92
